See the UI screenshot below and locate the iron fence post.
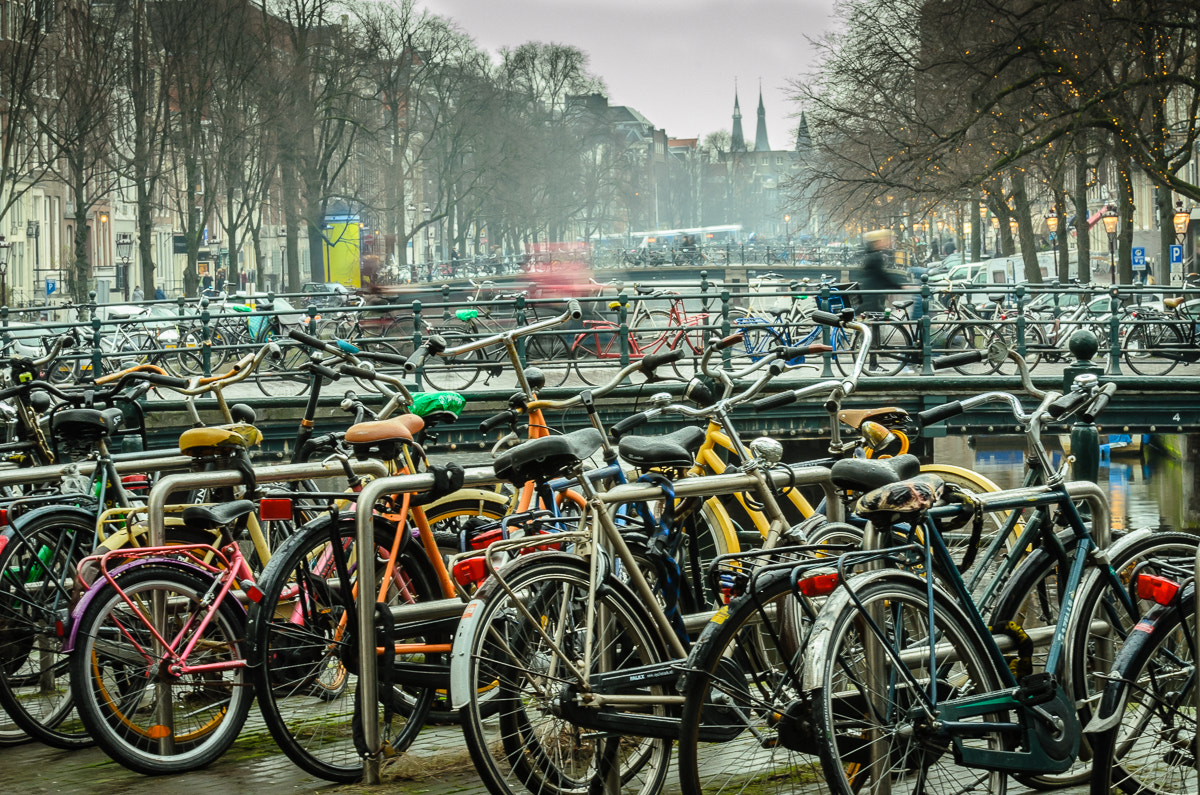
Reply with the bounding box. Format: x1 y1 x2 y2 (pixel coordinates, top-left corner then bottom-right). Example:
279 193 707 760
720 288 732 369
200 297 212 377
306 303 318 337
819 283 834 377
89 291 101 381
442 283 451 322
1015 284 1027 359
514 293 527 367
1106 289 1123 375
1064 331 1104 486
920 278 934 375
411 299 424 390
618 291 630 367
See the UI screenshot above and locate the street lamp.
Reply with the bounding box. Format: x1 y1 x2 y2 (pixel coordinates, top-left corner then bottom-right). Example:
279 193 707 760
991 215 1000 255
1102 207 1119 284
1045 211 1059 274
784 214 791 247
0 236 9 307
116 233 133 300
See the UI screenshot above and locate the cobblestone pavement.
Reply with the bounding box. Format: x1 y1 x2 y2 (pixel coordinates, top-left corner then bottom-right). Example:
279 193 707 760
6 718 1094 795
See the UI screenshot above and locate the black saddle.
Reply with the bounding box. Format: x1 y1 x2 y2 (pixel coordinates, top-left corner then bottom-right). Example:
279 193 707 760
856 474 945 520
619 426 706 470
181 499 256 531
493 428 604 485
830 454 921 492
892 299 915 310
52 407 124 441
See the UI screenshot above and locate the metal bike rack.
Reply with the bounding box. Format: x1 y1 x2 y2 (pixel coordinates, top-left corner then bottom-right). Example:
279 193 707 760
0 454 195 489
352 461 841 783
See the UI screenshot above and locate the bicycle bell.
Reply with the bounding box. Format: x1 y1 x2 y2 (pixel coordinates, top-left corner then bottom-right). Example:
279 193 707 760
749 436 783 464
1070 372 1099 392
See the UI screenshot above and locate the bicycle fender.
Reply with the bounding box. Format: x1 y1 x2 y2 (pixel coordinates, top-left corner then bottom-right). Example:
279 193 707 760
422 487 511 514
1083 599 1184 735
63 556 243 652
8 503 95 536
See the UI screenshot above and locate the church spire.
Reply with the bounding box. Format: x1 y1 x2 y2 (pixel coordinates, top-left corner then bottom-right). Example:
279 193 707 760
754 84 770 151
730 85 746 152
795 111 812 153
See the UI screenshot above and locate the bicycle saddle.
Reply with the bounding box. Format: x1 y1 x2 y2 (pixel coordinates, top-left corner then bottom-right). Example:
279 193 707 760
1164 296 1186 309
179 423 263 457
855 473 944 520
830 454 921 493
52 407 124 440
618 426 706 470
892 299 914 310
837 407 907 430
346 414 424 444
493 428 604 485
181 499 255 531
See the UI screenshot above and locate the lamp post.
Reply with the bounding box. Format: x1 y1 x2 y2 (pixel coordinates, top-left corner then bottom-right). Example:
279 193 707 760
936 219 945 255
991 216 1000 256
784 214 791 247
1173 200 1190 282
0 236 9 308
1102 207 1119 285
1046 211 1059 275
116 233 133 300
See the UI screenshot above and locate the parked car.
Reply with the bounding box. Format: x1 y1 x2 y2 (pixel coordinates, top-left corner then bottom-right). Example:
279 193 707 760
299 282 352 308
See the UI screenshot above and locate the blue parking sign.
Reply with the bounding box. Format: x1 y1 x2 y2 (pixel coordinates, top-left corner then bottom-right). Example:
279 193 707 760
1171 244 1183 265
1132 247 1145 270
45 278 56 295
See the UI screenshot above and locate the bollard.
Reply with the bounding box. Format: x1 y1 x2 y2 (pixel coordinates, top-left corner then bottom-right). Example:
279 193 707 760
617 291 630 367
411 299 424 390
1105 289 1123 376
1064 330 1103 485
920 276 933 375
200 297 213 377
1015 284 1027 359
818 283 834 377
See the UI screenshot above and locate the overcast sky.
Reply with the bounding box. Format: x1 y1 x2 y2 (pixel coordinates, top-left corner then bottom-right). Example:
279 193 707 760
415 0 842 146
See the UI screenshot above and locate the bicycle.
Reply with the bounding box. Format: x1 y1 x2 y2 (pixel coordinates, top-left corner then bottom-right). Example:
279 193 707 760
1122 294 1200 376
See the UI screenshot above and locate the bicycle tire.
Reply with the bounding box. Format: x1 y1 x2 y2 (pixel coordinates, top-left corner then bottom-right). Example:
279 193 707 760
1088 592 1197 795
69 565 252 774
248 514 441 782
809 570 1008 795
0 514 95 748
524 329 575 388
1124 321 1182 376
835 322 911 377
255 340 312 397
677 570 821 795
421 330 484 392
456 555 671 795
571 328 609 387
934 321 996 374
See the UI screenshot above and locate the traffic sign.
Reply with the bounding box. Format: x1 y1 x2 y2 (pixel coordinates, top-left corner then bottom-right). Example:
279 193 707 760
45 278 56 295
1170 244 1183 265
1132 247 1145 270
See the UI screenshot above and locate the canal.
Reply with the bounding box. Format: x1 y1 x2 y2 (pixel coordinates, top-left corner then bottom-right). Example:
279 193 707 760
935 433 1199 534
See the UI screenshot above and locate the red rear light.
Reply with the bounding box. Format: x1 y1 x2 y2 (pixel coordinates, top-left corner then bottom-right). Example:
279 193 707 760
453 557 489 588
1137 573 1180 606
797 572 840 597
259 498 293 521
55 619 65 637
239 579 263 603
0 508 9 527
468 528 503 550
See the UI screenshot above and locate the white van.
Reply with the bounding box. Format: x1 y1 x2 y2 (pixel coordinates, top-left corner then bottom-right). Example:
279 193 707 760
965 254 1054 305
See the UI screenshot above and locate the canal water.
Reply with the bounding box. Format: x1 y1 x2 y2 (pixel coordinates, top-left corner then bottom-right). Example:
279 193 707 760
934 434 1199 534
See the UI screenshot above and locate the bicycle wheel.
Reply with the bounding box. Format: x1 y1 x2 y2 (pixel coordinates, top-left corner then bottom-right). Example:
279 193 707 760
1124 321 1182 376
249 514 442 782
69 565 252 774
571 329 609 387
677 571 821 795
525 329 575 388
810 571 1008 795
422 330 484 391
457 556 671 795
255 339 312 397
836 322 911 377
0 515 94 748
932 322 995 374
1089 595 1197 795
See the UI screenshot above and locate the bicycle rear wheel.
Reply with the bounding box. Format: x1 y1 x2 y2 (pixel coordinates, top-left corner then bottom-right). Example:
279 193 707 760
1124 321 1183 376
69 565 252 774
422 330 485 391
677 571 821 795
809 571 1007 795
457 556 671 795
248 514 442 782
525 329 574 388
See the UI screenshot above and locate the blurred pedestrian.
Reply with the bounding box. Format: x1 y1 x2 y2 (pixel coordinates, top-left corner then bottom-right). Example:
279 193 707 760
856 230 903 314
131 284 143 301
215 267 227 293
155 286 166 301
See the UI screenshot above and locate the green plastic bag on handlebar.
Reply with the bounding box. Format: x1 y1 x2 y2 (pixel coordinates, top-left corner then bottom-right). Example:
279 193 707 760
411 391 466 418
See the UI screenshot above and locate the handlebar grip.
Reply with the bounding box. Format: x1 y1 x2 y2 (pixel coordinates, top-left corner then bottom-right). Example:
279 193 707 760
566 299 583 320
404 334 445 373
1081 383 1117 424
359 349 408 367
1047 389 1090 419
918 401 964 427
144 373 191 390
752 390 797 412
609 412 650 439
288 328 327 350
310 363 343 381
639 347 685 374
340 364 376 381
810 310 843 327
480 409 517 434
777 343 832 360
933 350 984 370
713 332 745 351
333 339 361 355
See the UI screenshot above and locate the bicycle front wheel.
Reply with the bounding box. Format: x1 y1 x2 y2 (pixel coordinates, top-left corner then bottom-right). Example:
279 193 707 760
422 331 485 391
677 571 820 795
1124 321 1183 376
457 555 671 795
810 571 1008 795
69 565 253 774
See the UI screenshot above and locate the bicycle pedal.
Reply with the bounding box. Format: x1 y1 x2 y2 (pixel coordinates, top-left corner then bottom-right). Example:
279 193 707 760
1016 671 1057 706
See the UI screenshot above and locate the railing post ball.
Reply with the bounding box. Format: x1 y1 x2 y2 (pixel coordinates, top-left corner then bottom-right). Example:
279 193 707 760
1065 329 1103 486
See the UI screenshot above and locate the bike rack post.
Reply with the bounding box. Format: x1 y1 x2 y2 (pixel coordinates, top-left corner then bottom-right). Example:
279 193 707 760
1105 289 1124 376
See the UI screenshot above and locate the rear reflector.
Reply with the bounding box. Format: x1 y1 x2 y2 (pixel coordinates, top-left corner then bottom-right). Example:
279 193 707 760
1136 573 1180 606
797 572 840 597
453 557 488 588
259 498 293 521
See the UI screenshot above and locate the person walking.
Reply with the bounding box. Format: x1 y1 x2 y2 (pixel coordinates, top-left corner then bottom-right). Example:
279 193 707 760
131 284 144 302
856 229 904 314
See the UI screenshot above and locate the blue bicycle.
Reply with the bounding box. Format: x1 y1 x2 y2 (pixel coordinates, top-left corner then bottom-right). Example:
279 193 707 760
734 285 872 374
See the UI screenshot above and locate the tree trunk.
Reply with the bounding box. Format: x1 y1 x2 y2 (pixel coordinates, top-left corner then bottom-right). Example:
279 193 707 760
1073 142 1092 283
280 158 301 291
136 182 156 294
1117 151 1135 285
970 190 982 262
1012 173 1042 283
1053 186 1069 283
69 166 91 304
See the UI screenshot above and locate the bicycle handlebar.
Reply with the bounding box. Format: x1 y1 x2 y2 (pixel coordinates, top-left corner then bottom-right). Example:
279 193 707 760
1081 382 1117 423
